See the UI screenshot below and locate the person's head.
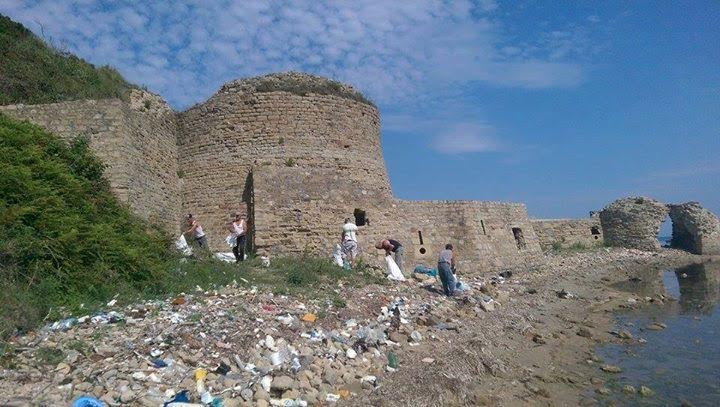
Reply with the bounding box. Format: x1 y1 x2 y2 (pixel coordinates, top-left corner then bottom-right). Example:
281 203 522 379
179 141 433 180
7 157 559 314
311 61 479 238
344 217 352 224
234 212 242 220
445 243 453 250
375 239 389 250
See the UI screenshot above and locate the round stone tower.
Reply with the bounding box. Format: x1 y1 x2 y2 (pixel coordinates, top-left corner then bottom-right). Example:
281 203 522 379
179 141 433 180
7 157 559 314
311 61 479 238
176 72 393 250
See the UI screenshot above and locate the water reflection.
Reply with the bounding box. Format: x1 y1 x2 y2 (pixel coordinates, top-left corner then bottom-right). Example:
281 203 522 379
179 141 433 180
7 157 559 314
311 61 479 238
673 262 720 314
597 260 720 406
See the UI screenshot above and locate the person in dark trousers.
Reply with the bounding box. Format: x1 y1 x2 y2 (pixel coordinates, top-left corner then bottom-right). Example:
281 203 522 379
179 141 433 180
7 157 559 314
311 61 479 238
185 214 208 249
437 244 456 296
228 212 247 262
376 239 405 276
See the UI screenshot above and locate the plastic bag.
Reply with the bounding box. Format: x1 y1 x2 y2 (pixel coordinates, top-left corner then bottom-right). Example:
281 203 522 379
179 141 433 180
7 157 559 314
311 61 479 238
455 279 470 292
224 234 237 248
385 255 406 281
214 252 235 263
332 244 344 267
175 235 193 256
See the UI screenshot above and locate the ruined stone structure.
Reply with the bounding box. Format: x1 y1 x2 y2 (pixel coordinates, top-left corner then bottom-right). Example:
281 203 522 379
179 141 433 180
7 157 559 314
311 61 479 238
18 72 720 270
0 91 181 227
600 197 720 254
599 197 668 252
668 203 720 255
531 213 602 251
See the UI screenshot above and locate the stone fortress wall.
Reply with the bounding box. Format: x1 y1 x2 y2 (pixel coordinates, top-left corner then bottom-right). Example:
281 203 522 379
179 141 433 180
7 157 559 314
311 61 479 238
176 74 391 249
7 72 717 271
531 213 603 251
0 91 181 227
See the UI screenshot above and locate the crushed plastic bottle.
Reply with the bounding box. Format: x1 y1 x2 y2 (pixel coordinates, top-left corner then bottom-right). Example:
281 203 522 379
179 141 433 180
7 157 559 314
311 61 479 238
387 351 398 369
49 317 78 332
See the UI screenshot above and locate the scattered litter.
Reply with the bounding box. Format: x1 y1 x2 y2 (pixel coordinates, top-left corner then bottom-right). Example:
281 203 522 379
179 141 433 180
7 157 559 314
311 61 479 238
151 359 167 368
301 313 317 323
557 289 575 299
413 265 438 277
72 396 106 407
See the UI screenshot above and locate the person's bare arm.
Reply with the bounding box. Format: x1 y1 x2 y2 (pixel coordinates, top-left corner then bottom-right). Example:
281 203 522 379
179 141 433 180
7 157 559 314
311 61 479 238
185 221 197 234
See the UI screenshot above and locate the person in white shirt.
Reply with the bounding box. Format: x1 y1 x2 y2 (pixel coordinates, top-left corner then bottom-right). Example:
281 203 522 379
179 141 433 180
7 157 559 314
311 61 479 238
185 214 208 249
341 218 359 268
228 212 247 263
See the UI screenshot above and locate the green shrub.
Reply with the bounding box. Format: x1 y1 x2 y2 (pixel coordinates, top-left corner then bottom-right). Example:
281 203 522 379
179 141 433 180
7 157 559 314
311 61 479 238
0 15 134 105
0 115 173 337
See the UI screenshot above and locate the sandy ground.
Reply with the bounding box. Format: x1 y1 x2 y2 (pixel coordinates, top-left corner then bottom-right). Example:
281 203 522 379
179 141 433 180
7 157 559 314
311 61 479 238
0 247 711 406
359 248 711 406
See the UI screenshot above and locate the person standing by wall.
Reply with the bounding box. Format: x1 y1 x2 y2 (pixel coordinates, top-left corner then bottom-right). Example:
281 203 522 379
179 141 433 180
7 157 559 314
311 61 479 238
341 218 359 268
437 244 456 296
229 212 247 262
376 239 405 276
185 214 208 250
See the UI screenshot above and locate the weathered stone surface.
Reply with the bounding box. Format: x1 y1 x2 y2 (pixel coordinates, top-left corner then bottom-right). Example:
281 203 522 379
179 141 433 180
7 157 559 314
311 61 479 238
668 202 720 255
531 213 603 251
600 197 668 251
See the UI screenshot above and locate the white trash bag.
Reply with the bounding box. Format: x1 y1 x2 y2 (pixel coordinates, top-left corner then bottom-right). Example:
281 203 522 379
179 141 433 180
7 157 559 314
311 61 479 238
385 255 406 281
224 234 237 248
214 252 236 263
332 244 344 267
175 235 193 256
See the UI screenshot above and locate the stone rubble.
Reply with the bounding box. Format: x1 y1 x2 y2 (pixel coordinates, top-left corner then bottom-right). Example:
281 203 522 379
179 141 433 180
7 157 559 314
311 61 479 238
0 246 704 406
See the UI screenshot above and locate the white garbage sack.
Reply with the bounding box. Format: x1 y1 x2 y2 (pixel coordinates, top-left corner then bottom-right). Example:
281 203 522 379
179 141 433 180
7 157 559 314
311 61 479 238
385 255 406 281
225 234 237 248
332 244 344 267
214 252 236 263
175 234 193 256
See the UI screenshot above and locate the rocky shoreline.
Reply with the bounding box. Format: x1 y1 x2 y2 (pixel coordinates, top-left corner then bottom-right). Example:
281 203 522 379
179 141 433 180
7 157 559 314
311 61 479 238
0 248 709 406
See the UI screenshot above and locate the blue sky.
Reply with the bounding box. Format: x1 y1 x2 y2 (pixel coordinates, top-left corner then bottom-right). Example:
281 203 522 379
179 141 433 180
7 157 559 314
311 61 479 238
2 1 718 228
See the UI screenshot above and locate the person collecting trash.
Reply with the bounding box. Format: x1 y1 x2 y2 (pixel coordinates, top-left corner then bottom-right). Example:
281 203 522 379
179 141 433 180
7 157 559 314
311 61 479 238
185 214 208 250
341 218 359 268
375 239 405 277
437 244 457 296
228 212 247 262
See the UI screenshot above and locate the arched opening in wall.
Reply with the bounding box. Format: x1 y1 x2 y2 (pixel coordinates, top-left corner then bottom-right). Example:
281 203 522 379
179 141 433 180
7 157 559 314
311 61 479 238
512 227 526 250
667 214 698 253
354 208 367 226
657 215 672 248
591 226 600 240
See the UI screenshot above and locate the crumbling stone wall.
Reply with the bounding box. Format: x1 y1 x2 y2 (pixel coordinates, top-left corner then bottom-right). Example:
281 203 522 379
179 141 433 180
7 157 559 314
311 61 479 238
176 73 391 249
394 200 543 272
252 163 543 271
599 197 668 252
0 90 181 229
668 202 720 255
531 215 602 251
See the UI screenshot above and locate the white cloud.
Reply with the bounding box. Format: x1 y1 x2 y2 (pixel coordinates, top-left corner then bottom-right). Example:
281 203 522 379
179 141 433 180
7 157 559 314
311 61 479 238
0 0 592 109
430 123 501 154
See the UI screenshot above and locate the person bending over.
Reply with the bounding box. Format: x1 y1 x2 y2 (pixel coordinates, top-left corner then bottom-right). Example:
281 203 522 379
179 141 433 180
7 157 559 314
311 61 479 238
376 239 405 276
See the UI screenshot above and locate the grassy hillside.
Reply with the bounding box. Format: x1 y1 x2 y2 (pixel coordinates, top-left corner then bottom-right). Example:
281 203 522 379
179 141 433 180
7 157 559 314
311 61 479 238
0 114 178 337
0 14 134 105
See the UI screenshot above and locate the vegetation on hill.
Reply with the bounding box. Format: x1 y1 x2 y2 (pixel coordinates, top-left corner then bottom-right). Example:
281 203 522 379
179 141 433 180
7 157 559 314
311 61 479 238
0 114 178 337
0 15 134 105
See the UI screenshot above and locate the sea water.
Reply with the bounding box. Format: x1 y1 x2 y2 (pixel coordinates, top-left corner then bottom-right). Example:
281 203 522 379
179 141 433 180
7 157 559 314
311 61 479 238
596 261 720 406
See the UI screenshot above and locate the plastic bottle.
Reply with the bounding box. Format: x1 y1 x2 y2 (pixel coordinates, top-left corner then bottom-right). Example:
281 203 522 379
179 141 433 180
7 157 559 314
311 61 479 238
387 352 398 368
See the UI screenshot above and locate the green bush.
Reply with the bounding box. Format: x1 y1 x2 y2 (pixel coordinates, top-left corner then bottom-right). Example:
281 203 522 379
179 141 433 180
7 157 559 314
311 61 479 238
0 114 174 337
0 15 134 105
